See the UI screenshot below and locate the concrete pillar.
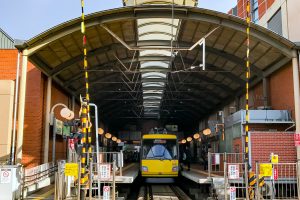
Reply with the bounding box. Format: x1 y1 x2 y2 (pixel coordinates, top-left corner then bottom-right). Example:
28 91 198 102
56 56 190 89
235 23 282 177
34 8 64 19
43 77 52 163
263 77 269 108
292 52 300 160
16 50 28 163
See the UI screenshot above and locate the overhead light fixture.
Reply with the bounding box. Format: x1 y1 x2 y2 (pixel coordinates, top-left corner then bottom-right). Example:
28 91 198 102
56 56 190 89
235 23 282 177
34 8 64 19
117 139 121 143
105 133 112 139
98 128 104 135
193 133 200 139
112 136 117 142
203 128 212 136
187 137 192 142
181 139 186 144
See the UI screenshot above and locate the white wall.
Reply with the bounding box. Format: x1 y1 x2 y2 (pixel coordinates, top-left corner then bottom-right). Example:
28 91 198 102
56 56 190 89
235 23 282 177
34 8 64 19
0 80 14 160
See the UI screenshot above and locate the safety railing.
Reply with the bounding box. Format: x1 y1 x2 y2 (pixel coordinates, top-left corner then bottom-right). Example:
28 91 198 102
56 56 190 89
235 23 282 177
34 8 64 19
208 152 244 177
55 151 123 200
255 162 299 200
224 162 249 200
22 162 57 198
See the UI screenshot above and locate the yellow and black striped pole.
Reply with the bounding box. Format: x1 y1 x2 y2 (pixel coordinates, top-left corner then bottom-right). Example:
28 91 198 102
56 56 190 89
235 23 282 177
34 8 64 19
79 0 92 191
245 0 253 198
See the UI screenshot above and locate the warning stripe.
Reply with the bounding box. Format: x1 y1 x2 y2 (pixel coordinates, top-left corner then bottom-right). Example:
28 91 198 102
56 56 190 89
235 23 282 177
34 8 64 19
79 0 92 186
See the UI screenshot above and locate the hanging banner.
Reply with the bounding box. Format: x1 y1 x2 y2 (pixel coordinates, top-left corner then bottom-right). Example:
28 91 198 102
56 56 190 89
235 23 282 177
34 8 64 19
228 164 239 179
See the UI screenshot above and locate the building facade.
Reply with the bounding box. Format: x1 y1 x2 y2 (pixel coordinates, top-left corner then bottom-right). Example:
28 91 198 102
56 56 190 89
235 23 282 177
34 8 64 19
229 0 300 42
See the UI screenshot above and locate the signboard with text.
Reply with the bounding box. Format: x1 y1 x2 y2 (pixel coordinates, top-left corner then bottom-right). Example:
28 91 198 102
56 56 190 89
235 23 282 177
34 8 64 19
103 186 110 200
228 165 239 179
229 187 236 200
294 134 300 146
99 164 111 181
0 169 12 184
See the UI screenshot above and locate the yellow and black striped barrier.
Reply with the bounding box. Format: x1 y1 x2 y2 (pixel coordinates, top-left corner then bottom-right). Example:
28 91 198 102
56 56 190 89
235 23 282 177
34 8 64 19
248 171 265 199
79 0 92 194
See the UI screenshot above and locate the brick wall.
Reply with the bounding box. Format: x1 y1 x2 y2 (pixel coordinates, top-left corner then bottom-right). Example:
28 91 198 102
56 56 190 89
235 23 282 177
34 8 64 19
0 49 18 80
269 62 295 119
251 132 296 171
231 132 296 172
0 49 75 167
235 0 276 19
22 68 44 167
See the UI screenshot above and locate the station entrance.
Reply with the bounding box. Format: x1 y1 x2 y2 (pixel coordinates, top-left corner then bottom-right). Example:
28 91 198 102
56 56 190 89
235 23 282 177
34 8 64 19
5 0 300 199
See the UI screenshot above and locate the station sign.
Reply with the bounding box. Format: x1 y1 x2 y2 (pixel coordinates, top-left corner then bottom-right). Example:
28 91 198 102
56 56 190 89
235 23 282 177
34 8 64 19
99 164 111 181
103 186 110 200
228 165 239 179
229 187 236 200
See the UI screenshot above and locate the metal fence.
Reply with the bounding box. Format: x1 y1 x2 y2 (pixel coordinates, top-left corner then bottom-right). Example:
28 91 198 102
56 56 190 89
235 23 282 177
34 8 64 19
55 151 123 200
208 152 244 177
22 162 57 198
255 162 299 200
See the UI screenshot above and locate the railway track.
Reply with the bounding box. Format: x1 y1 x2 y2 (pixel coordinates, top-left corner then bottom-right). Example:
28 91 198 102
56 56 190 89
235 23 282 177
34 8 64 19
138 184 191 200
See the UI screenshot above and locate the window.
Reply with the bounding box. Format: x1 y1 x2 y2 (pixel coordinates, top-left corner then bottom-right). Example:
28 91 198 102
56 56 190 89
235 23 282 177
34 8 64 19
142 139 177 159
267 9 282 36
252 0 259 23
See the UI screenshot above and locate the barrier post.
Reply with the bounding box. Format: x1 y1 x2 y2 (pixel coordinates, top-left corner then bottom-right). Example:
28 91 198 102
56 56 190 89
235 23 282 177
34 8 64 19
113 160 116 200
255 162 260 200
224 161 227 200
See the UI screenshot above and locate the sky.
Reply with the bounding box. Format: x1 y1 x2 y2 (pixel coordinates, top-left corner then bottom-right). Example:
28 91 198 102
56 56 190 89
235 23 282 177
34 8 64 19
0 0 236 40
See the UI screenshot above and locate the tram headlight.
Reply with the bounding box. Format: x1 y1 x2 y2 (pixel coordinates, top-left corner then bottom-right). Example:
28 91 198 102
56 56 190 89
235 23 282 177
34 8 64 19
142 166 148 172
172 166 178 172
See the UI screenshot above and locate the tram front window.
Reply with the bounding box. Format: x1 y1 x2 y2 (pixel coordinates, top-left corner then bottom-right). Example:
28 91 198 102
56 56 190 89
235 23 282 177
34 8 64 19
142 139 177 160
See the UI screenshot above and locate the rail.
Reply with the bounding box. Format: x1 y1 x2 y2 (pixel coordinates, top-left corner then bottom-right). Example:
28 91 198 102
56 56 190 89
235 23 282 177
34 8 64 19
21 162 57 198
141 185 191 200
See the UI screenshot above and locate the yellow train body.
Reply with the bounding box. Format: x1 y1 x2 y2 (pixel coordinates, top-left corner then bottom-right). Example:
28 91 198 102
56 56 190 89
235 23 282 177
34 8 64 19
141 134 179 178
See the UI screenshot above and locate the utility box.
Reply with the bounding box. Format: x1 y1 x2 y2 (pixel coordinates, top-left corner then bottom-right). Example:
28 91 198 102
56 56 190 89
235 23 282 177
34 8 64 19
0 165 22 200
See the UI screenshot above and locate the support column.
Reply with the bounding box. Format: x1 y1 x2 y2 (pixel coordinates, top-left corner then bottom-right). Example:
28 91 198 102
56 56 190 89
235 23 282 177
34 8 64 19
43 77 52 163
292 51 300 160
263 77 269 108
16 50 28 163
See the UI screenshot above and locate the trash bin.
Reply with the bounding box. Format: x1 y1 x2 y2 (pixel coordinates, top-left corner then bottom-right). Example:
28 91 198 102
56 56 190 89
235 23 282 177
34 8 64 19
0 165 22 200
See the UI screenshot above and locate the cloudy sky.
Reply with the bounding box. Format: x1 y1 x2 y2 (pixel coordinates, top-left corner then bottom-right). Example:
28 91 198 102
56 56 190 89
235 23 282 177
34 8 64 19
0 0 236 40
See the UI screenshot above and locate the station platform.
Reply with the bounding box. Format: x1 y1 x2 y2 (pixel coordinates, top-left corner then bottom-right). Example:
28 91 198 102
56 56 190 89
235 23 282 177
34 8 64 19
93 162 139 184
180 164 221 184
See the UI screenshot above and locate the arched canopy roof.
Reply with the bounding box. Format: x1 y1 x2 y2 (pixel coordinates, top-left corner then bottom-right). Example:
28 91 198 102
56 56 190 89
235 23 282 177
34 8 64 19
16 5 297 123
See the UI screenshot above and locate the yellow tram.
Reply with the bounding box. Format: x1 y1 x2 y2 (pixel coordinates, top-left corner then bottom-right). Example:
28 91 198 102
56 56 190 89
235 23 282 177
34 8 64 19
140 133 179 178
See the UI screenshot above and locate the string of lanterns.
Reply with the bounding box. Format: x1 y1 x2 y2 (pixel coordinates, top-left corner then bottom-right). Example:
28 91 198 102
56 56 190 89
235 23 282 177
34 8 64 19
180 128 211 144
98 128 122 144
